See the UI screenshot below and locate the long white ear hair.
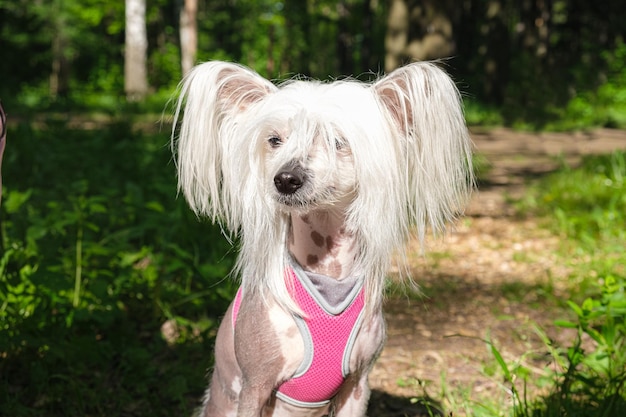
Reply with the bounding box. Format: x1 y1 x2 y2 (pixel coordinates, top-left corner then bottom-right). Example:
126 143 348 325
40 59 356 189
171 61 277 233
172 63 299 311
363 62 474 301
374 62 474 238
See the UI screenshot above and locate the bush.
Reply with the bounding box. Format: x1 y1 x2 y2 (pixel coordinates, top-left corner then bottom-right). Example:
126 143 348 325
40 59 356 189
493 276 626 417
555 41 626 130
0 121 236 416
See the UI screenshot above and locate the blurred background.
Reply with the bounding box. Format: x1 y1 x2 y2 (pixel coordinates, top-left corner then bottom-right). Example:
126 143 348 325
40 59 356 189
0 1 625 416
0 0 625 128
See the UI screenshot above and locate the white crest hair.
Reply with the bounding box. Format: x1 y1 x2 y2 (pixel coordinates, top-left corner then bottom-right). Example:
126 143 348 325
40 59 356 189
172 61 474 316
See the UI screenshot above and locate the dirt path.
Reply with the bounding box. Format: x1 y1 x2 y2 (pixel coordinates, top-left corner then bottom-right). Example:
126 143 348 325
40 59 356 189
367 128 626 416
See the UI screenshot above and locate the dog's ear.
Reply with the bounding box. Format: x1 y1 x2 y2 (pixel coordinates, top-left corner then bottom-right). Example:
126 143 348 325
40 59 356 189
373 68 415 134
176 61 276 117
373 62 462 136
373 62 474 238
213 63 276 112
172 62 276 229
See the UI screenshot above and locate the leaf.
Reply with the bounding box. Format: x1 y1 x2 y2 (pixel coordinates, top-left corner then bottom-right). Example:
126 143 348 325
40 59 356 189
567 300 584 318
3 189 32 213
584 326 605 345
554 319 578 328
582 297 596 314
89 202 108 214
489 341 512 381
146 201 165 212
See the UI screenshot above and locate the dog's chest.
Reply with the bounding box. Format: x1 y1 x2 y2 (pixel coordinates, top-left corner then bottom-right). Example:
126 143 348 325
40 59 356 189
233 265 366 407
279 265 364 401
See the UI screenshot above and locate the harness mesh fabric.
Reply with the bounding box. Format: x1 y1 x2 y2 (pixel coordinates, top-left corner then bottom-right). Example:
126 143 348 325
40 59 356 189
231 267 365 406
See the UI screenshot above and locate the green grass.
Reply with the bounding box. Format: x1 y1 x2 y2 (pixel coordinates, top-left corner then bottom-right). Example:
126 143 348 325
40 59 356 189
463 100 504 128
485 276 626 417
509 151 626 417
517 151 626 289
436 151 626 417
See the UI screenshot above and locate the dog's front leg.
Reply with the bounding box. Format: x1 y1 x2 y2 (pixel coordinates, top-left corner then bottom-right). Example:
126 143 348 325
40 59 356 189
332 311 385 416
234 292 304 417
199 301 241 417
331 371 371 416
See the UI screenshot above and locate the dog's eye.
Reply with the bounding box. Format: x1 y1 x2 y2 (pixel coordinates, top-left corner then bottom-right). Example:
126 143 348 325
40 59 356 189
335 138 347 150
268 136 282 148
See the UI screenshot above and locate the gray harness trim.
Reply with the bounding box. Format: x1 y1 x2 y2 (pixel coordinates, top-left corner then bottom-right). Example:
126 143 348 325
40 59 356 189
290 261 363 315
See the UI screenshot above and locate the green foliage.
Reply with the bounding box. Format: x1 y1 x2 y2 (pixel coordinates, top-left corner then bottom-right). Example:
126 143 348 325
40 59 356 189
529 152 625 236
0 121 236 416
518 151 626 285
477 151 626 416
552 41 626 131
463 100 504 128
556 276 626 396
488 276 626 417
2 0 625 129
500 42 626 131
440 151 626 417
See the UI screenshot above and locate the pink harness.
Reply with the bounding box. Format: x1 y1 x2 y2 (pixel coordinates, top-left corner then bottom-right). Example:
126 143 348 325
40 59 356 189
231 267 365 407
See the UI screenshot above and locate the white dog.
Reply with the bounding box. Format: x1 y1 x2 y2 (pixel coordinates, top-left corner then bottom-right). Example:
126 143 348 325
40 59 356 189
171 61 474 416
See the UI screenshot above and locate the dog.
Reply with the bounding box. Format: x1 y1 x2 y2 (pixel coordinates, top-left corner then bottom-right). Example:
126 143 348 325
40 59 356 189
171 61 474 416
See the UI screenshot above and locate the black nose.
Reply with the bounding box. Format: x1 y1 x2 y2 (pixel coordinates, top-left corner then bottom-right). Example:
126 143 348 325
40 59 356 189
274 171 303 194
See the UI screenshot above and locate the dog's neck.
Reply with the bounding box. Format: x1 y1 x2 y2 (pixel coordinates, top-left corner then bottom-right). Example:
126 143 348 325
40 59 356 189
288 211 358 280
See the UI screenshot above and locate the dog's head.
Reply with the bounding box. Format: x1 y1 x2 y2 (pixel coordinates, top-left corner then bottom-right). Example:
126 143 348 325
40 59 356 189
250 81 381 217
172 61 474 307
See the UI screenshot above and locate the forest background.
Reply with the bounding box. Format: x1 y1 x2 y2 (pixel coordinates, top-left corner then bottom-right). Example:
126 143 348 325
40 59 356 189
1 0 625 128
1 0 625 416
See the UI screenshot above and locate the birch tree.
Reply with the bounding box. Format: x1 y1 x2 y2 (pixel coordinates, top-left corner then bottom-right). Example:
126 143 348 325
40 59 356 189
124 0 148 101
179 0 198 76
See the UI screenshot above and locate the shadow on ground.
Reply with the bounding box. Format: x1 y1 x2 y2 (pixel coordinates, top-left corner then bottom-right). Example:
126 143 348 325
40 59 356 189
368 390 445 417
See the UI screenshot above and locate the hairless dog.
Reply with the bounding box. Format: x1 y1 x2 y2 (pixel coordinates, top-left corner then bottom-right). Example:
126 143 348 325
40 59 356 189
172 61 474 415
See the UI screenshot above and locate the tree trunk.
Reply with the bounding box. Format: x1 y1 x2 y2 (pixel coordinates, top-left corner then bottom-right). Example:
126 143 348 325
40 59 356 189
0 102 5 208
0 102 4 253
482 0 510 104
50 30 70 98
385 0 456 72
284 0 310 76
360 0 373 73
385 0 409 72
125 0 148 101
337 0 352 75
49 0 70 98
267 24 275 77
179 0 198 76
